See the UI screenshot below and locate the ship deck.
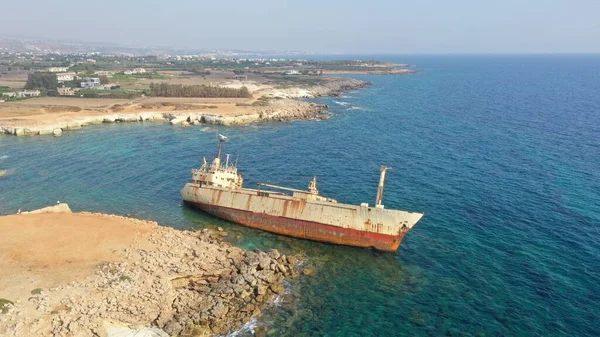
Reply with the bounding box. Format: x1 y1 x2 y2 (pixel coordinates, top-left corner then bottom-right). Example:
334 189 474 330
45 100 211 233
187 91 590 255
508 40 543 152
187 183 423 217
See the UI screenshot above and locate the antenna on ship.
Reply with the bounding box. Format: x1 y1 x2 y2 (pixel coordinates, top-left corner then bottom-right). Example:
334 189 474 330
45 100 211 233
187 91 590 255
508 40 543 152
375 166 391 208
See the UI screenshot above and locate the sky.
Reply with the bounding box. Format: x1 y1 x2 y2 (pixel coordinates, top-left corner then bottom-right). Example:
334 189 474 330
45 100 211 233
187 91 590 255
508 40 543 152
0 0 599 54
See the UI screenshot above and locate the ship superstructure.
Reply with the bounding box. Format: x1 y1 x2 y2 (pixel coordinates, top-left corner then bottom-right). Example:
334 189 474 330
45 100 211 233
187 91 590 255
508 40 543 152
181 135 424 251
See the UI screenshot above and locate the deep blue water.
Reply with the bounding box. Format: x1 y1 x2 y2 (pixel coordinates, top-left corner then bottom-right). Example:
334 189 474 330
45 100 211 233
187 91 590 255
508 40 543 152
1 55 599 336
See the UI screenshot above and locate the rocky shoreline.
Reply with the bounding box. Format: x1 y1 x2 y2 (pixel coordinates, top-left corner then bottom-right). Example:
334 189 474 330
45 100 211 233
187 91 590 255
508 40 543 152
0 78 370 137
0 99 330 136
0 206 304 337
322 68 415 75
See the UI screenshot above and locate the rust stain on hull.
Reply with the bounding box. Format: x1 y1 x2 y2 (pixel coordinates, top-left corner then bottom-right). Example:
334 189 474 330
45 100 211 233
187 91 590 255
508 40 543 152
181 137 423 252
187 201 407 252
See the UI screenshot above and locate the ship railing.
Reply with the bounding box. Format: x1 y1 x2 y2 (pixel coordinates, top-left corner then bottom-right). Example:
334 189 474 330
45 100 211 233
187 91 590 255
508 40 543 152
257 182 308 194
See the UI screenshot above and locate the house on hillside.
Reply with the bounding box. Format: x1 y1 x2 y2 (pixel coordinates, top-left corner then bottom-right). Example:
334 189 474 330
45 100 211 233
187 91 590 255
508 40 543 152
56 72 77 82
94 70 115 77
57 87 75 96
80 77 101 88
284 70 301 75
47 67 68 73
132 68 146 74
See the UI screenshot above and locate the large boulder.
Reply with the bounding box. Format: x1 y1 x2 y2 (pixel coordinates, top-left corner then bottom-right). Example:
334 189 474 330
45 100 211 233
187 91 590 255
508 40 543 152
23 203 72 214
169 116 188 125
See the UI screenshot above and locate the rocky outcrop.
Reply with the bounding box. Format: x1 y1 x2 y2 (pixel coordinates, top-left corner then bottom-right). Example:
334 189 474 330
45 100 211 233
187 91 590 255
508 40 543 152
310 78 372 97
322 68 415 75
262 78 371 99
0 214 301 337
0 102 329 136
0 112 165 136
22 203 72 214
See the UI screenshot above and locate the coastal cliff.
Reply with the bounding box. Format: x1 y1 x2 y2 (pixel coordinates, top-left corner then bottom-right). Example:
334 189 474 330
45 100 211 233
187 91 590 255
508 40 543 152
0 99 329 136
0 78 369 136
0 205 303 336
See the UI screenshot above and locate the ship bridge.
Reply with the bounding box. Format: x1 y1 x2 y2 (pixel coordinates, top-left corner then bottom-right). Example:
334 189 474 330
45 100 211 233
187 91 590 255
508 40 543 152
192 134 243 189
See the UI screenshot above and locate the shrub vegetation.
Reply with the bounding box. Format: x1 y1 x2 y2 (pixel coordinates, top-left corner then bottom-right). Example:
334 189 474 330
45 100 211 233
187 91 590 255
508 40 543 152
149 83 251 98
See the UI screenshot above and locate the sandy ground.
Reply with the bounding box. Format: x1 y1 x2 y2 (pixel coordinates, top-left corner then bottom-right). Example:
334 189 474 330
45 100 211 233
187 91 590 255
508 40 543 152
0 76 365 132
0 69 265 123
0 96 258 127
0 208 157 303
0 204 299 336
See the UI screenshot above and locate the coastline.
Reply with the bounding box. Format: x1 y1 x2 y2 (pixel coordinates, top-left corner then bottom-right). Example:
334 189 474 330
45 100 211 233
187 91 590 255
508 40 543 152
0 77 371 137
0 204 302 336
321 68 415 75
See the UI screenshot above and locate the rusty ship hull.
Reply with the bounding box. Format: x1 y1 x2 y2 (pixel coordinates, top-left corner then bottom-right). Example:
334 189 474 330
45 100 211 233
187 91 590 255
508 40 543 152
181 184 424 252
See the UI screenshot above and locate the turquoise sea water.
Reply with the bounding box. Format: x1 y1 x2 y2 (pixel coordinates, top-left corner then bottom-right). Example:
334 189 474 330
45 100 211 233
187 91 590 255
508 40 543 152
1 55 599 336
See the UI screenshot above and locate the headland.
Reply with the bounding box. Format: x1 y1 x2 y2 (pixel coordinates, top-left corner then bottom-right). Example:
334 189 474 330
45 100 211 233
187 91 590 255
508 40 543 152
0 77 370 136
0 204 302 336
1 56 413 137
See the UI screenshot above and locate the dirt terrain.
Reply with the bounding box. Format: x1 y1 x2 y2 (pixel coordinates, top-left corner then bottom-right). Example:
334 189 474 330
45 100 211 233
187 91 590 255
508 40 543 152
0 206 157 303
0 204 302 336
0 96 252 119
0 76 369 135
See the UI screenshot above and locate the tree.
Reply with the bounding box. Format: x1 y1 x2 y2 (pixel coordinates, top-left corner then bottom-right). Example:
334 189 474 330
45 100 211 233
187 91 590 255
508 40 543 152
99 75 109 85
25 73 58 91
148 83 252 98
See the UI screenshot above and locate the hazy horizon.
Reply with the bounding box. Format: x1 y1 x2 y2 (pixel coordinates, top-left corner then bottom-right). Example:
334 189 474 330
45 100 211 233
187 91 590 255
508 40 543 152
1 0 599 54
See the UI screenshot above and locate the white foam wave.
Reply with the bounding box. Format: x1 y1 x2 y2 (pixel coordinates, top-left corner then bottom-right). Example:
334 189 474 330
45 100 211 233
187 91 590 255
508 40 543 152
333 100 350 106
0 155 8 160
224 317 258 337
347 106 363 111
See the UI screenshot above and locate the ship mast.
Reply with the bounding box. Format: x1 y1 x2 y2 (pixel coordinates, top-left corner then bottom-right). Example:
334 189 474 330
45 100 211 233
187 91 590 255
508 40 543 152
376 166 391 208
213 134 228 169
216 134 227 161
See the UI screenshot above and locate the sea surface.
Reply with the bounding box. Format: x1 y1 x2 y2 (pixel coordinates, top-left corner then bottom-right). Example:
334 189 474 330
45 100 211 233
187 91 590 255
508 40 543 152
1 55 599 337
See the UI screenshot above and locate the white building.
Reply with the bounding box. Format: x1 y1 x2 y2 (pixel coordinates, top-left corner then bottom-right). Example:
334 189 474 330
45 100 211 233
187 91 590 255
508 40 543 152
2 90 41 98
57 87 75 96
94 70 115 77
80 77 101 88
47 67 68 73
56 72 77 82
284 70 301 75
132 68 146 74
